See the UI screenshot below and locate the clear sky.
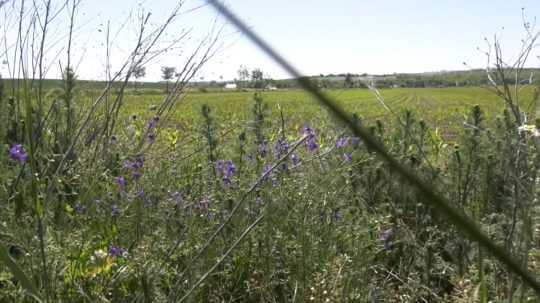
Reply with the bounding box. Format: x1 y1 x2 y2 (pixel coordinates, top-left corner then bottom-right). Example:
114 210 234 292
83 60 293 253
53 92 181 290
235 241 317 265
1 0 540 81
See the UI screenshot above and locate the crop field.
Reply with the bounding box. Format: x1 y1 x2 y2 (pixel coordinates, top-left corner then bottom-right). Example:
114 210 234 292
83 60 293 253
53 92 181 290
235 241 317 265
118 87 533 133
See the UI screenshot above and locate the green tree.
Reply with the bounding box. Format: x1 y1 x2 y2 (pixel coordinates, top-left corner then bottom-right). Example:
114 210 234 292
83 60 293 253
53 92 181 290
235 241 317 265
236 65 250 88
251 68 265 89
344 73 354 88
161 66 176 93
133 66 146 91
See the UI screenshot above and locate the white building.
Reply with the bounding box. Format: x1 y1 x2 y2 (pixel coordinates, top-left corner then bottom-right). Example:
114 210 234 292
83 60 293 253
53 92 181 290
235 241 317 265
224 83 237 89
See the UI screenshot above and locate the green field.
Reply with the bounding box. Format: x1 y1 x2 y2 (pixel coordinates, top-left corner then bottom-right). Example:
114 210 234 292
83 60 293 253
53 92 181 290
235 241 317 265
114 86 534 140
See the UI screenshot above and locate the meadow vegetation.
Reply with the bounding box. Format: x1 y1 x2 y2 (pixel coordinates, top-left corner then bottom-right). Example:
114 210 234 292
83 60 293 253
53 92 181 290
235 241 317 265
2 0 540 302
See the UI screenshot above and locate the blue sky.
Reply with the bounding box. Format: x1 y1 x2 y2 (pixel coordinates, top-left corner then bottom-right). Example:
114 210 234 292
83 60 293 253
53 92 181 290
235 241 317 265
1 0 540 81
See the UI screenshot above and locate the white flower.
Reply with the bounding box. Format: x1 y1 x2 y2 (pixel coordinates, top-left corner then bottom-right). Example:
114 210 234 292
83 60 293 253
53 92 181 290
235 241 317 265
518 124 540 137
94 249 107 260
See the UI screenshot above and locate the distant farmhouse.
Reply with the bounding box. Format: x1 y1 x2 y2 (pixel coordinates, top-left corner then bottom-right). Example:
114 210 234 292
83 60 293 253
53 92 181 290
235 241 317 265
224 83 237 89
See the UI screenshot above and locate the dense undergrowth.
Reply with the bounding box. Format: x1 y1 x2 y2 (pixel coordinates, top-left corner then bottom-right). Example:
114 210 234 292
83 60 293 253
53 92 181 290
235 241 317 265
2 0 540 302
1 76 540 302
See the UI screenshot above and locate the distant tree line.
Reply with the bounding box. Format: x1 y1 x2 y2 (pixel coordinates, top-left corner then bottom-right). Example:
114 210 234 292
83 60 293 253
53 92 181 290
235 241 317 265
4 68 539 92
268 68 540 89
234 65 275 89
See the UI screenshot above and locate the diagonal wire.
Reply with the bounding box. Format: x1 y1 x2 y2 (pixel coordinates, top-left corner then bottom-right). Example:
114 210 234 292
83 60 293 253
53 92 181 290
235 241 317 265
206 0 540 296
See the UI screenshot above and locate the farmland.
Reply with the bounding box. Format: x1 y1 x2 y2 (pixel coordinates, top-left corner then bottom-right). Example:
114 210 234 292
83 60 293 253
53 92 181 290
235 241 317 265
3 81 540 301
118 86 531 132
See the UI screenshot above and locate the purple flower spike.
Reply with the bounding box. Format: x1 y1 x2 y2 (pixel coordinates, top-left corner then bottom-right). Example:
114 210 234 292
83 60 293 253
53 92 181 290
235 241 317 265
381 228 395 250
258 140 269 158
111 204 121 217
336 137 349 148
262 164 272 181
343 153 353 162
9 144 28 164
302 125 319 152
123 160 135 170
224 161 236 188
124 155 145 181
291 154 300 166
216 160 236 188
75 203 86 215
225 161 236 178
132 171 142 181
117 176 127 191
274 139 289 160
197 196 211 210
109 246 125 258
255 196 263 206
134 155 145 168
148 116 160 129
215 160 225 177
124 157 144 170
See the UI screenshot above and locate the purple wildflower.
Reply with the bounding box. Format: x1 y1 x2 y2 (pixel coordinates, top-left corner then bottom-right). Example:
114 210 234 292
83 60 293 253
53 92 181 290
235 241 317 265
274 139 289 160
258 140 269 158
134 154 145 168
331 209 342 222
351 137 362 147
255 196 263 206
9 144 28 164
74 203 86 215
216 160 236 188
262 164 279 187
123 160 135 170
148 116 160 129
225 160 235 177
124 155 145 180
109 246 125 258
262 164 272 181
136 190 145 199
336 137 349 148
343 153 353 162
124 155 144 170
117 176 127 191
223 161 236 187
291 154 300 166
132 171 142 181
197 196 211 210
148 133 156 143
111 204 121 217
381 228 395 250
215 160 225 176
302 125 318 152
